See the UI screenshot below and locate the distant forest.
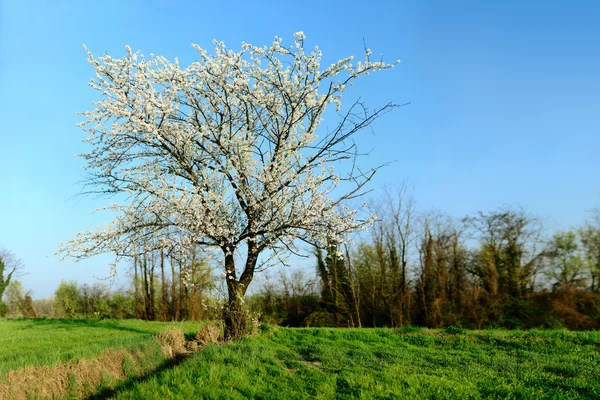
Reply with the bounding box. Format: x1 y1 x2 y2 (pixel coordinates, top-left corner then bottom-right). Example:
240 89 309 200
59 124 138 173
3 189 600 330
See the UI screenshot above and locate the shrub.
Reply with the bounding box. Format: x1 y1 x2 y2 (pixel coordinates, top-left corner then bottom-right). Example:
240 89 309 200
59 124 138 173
395 326 423 334
443 325 466 335
304 311 337 327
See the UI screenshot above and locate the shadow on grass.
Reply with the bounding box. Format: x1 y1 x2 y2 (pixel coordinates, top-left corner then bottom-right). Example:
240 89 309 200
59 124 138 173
10 318 155 335
85 354 190 400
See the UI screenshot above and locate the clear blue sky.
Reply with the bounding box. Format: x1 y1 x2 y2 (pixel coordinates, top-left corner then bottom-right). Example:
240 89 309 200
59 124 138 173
1 0 598 298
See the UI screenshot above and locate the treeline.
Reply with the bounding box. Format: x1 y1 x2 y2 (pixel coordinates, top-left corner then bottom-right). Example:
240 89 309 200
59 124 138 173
249 191 600 330
1 280 133 319
1 247 216 321
129 246 214 321
2 192 600 330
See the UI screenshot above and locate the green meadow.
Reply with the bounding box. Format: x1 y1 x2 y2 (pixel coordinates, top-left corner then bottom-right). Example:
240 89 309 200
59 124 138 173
112 327 600 399
0 319 599 399
0 318 201 378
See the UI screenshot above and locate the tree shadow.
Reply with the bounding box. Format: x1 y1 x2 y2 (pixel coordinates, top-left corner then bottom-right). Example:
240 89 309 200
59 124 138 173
14 318 156 335
85 354 190 400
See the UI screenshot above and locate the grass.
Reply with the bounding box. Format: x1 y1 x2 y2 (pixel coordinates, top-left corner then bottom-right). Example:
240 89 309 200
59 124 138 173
0 318 202 379
1 319 599 399
112 327 600 399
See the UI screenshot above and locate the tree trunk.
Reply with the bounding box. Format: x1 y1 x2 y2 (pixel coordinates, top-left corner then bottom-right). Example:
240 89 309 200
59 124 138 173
224 253 247 340
141 256 148 320
179 259 185 320
149 255 156 320
345 245 362 328
133 256 142 319
142 255 153 320
171 255 178 321
223 247 258 340
224 284 247 340
160 251 167 321
189 245 197 320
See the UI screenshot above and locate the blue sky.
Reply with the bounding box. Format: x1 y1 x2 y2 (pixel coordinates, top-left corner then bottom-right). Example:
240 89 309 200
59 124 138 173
0 0 598 298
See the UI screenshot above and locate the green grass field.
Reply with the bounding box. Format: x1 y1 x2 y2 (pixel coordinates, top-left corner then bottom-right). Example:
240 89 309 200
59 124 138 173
1 319 599 399
112 327 600 399
0 318 201 378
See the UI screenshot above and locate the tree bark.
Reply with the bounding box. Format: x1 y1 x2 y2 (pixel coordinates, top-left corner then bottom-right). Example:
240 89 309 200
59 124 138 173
142 255 154 320
179 258 186 319
160 251 167 321
133 256 141 319
189 245 197 320
149 255 156 320
223 247 258 340
224 252 245 340
171 255 178 320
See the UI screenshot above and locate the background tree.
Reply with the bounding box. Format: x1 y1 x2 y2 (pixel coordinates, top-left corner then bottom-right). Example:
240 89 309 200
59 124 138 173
53 280 82 318
58 33 400 338
3 280 25 316
314 243 360 327
277 269 320 326
414 212 468 328
371 187 416 327
21 293 37 318
0 248 22 315
545 230 587 288
32 298 53 317
465 208 545 327
579 222 600 292
129 245 213 321
108 290 136 319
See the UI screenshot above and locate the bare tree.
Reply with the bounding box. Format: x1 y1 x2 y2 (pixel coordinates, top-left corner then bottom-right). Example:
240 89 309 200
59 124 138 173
465 207 546 326
414 211 468 328
378 186 416 326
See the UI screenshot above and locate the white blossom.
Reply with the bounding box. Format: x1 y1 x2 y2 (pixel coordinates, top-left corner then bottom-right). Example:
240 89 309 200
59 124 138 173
294 31 306 41
57 33 398 296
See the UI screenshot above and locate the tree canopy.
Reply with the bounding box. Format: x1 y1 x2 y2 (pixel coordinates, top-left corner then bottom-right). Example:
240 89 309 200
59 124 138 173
57 33 399 337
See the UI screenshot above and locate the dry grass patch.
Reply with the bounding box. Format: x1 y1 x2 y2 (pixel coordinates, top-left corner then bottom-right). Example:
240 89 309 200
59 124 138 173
195 323 221 346
0 348 133 400
185 340 200 352
0 327 209 399
300 360 322 368
155 328 188 359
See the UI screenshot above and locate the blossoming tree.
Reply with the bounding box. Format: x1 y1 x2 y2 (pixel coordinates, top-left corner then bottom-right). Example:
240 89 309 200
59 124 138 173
58 33 399 338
